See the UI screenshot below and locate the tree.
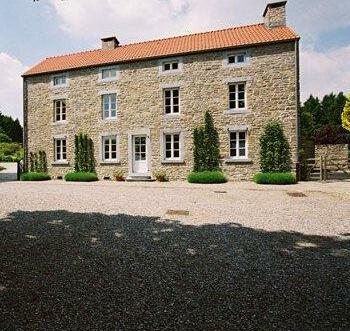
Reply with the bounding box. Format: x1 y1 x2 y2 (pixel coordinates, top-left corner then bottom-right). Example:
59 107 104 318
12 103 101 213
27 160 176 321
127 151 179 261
0 112 23 143
74 133 95 173
342 96 350 133
259 121 291 173
192 111 220 172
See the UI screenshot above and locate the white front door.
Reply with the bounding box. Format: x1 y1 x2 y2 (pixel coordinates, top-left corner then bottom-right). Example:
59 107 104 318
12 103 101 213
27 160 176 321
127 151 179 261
132 135 148 174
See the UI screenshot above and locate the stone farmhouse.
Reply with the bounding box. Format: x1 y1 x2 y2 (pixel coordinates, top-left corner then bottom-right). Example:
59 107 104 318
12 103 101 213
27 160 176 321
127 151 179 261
23 1 300 181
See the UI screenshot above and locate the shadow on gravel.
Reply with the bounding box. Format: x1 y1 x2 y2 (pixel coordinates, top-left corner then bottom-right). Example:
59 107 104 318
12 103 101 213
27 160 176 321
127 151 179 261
0 210 349 331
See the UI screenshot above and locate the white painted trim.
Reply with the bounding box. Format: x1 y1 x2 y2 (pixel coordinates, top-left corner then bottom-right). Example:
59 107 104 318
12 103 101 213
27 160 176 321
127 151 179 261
100 132 120 163
227 81 248 113
51 72 69 88
163 87 180 116
227 128 249 161
223 49 251 68
160 129 185 163
158 57 183 75
98 65 120 82
127 129 151 176
101 93 118 120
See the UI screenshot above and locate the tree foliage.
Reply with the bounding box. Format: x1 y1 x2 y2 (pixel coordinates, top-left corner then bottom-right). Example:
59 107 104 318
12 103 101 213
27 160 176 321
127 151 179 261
74 133 95 173
342 96 350 133
193 111 220 172
29 151 48 173
0 112 23 143
259 121 291 173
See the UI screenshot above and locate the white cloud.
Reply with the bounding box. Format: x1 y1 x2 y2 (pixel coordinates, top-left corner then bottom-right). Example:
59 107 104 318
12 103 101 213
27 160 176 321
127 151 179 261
300 45 350 101
0 53 27 122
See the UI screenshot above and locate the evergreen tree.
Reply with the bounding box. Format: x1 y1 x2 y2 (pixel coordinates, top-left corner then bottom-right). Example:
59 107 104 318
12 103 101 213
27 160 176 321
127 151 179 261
342 96 350 133
259 121 291 173
74 133 95 173
204 111 220 171
0 112 23 143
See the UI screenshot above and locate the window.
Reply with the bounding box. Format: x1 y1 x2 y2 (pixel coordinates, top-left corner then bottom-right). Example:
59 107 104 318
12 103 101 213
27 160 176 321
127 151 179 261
163 61 179 72
102 135 118 162
54 138 67 161
227 53 247 65
164 133 181 160
54 100 66 122
53 74 67 87
164 88 180 115
101 67 117 81
230 131 247 159
229 83 246 111
102 93 117 119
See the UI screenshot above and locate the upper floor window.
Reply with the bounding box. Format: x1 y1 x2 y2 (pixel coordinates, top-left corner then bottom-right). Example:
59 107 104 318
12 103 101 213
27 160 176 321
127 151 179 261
99 66 118 82
102 93 117 119
54 100 66 122
102 135 118 162
159 58 183 74
230 131 247 159
52 74 68 87
54 137 67 162
228 53 247 65
229 83 246 111
164 88 180 115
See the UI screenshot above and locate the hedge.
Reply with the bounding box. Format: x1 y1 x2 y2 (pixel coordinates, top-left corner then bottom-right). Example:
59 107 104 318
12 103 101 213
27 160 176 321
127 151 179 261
20 172 51 181
253 172 296 185
188 171 227 184
64 172 98 182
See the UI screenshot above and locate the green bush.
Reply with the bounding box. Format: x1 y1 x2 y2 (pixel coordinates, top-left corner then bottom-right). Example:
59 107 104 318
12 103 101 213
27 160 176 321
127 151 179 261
74 133 95 173
64 172 98 182
0 132 12 143
20 172 51 181
0 142 23 161
253 172 296 185
188 171 227 184
259 121 291 173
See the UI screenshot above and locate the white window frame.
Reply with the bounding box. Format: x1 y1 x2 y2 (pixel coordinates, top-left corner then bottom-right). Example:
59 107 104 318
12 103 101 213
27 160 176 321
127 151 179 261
161 130 184 163
228 82 247 113
54 99 66 123
229 130 248 160
159 57 183 74
102 93 117 120
163 87 180 115
101 134 119 163
54 136 67 163
52 73 69 88
224 50 250 67
98 66 119 82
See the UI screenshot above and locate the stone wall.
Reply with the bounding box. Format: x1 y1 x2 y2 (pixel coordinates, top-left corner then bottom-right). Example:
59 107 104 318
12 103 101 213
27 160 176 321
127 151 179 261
24 41 299 181
315 144 349 168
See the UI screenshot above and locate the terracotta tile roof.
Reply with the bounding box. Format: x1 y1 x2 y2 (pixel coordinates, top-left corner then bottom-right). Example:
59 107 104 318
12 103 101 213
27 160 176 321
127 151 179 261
23 23 299 77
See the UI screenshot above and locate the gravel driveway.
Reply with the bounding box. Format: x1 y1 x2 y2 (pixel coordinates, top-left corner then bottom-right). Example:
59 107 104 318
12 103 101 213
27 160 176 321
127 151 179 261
0 180 349 330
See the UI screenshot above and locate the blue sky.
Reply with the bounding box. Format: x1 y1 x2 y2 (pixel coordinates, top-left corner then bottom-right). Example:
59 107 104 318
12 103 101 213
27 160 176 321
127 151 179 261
1 0 349 121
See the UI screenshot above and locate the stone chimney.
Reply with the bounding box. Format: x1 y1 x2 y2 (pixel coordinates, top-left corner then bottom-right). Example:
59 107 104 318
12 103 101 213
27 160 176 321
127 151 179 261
263 1 287 28
101 36 120 50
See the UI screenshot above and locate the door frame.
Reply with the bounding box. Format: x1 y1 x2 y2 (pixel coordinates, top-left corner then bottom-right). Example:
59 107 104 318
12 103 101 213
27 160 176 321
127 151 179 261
128 128 151 176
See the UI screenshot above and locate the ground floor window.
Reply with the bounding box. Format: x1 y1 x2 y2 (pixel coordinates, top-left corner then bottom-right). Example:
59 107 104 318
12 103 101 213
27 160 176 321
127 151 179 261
102 135 118 161
54 138 67 161
230 131 247 159
164 133 181 160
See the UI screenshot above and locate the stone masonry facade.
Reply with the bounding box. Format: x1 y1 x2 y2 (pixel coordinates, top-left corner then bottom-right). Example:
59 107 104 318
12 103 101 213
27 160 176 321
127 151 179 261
24 40 299 181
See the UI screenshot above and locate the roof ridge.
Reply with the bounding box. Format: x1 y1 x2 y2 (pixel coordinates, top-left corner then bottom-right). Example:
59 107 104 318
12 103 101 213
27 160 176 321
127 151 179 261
44 22 265 60
120 22 264 47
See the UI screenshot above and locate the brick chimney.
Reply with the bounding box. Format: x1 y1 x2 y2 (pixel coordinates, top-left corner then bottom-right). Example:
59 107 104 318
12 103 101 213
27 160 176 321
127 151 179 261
101 36 120 50
263 1 287 28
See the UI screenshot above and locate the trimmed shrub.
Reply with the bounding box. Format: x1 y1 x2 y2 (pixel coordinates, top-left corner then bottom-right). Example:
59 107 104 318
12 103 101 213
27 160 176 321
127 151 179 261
188 171 227 184
74 133 95 173
65 171 98 182
253 172 296 185
20 172 51 181
193 111 220 172
260 121 291 173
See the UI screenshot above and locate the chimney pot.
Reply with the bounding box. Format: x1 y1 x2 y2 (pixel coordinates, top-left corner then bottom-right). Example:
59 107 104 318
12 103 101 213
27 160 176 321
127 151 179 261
263 1 287 29
101 36 120 50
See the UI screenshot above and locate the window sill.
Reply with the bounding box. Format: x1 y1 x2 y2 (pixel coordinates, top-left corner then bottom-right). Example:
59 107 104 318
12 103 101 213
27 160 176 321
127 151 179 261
102 117 118 122
225 63 250 69
227 109 249 115
161 159 185 164
52 161 70 166
51 85 69 89
52 121 67 126
164 114 181 119
225 158 252 164
100 161 120 165
159 70 183 75
98 78 118 84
